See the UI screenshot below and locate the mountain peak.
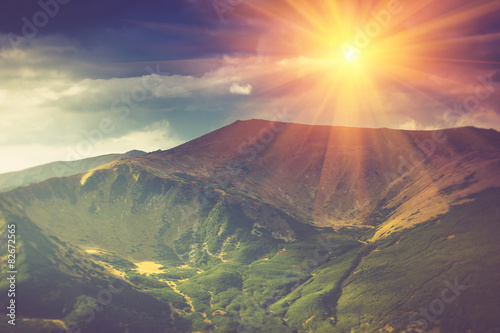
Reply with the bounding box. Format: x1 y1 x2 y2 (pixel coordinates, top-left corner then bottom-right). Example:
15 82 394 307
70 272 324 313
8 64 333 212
1 120 500 333
128 120 500 237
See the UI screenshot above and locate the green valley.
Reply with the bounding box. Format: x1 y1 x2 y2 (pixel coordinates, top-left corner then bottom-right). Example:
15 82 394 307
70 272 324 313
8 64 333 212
1 121 500 333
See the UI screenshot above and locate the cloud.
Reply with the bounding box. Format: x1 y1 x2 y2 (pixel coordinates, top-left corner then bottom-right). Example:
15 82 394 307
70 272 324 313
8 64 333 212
0 120 181 174
229 83 253 95
442 107 500 130
0 45 263 172
1 34 499 174
63 120 182 162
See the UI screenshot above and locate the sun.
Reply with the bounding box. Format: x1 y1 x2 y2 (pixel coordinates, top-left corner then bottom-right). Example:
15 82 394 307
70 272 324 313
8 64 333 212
239 0 500 128
343 47 359 63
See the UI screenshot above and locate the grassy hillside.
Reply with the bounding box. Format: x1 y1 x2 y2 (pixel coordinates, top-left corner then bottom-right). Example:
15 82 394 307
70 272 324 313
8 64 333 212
1 161 499 332
0 207 187 333
0 150 145 192
1 122 499 332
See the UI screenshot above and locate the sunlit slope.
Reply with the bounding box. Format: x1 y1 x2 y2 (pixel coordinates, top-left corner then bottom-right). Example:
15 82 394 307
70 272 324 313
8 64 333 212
0 163 301 262
138 120 500 232
0 121 499 332
1 185 499 332
269 187 500 332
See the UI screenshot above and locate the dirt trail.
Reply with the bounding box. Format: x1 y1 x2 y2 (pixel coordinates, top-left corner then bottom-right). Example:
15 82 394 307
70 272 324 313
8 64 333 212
163 279 195 314
162 279 211 323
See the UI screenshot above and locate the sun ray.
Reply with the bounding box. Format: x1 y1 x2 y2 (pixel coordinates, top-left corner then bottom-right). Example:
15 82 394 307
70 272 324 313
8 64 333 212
177 0 500 134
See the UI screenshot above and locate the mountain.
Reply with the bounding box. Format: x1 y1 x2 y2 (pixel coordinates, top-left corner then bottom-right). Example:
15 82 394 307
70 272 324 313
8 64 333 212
111 120 500 236
0 150 146 192
1 120 499 333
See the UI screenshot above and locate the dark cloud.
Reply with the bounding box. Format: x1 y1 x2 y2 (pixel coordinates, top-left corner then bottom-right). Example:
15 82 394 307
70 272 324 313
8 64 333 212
0 0 254 65
0 0 499 173
0 0 214 34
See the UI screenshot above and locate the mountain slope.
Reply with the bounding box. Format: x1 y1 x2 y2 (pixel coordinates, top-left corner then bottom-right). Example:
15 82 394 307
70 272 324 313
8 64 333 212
122 120 500 233
0 150 146 192
0 120 499 333
0 205 183 333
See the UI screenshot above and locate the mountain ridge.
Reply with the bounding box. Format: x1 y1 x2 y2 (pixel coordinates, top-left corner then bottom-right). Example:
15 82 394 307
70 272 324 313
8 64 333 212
105 120 500 236
1 120 500 332
0 149 146 193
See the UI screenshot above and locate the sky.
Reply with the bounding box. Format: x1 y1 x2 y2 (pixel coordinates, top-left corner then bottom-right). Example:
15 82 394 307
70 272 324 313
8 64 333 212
0 0 499 173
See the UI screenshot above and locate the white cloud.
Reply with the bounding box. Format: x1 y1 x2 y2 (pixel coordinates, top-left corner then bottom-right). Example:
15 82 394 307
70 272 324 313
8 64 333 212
229 83 253 95
1 38 500 174
0 120 181 174
87 120 182 157
0 144 72 174
442 107 500 130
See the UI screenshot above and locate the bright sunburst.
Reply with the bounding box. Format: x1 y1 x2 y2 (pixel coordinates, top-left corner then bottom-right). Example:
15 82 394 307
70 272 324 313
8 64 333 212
238 0 500 128
342 47 359 63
